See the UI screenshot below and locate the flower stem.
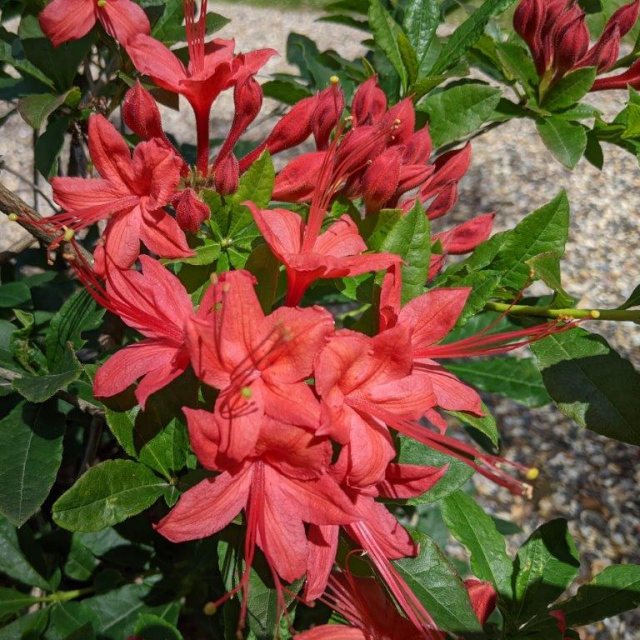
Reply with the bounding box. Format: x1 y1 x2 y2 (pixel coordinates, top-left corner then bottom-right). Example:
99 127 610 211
484 302 640 322
194 104 212 176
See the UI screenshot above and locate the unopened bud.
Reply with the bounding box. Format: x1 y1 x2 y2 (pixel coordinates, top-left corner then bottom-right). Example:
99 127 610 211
553 12 589 73
312 84 345 150
351 76 387 126
122 81 165 141
607 0 640 38
215 154 239 196
174 188 210 233
361 148 401 213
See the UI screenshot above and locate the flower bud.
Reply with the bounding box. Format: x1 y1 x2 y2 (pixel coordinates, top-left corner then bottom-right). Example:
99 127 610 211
422 143 472 199
579 23 621 71
334 125 387 178
175 188 210 233
402 127 432 165
361 148 402 213
425 182 458 220
215 153 239 196
351 76 387 126
513 0 546 46
216 74 263 167
434 213 495 254
464 579 498 626
591 58 640 91
263 95 318 153
553 12 589 73
272 151 326 202
312 83 345 150
380 98 415 145
122 81 165 141
606 0 640 38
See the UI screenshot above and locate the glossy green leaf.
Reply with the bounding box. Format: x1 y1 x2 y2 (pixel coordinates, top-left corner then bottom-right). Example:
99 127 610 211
134 614 183 640
49 602 96 639
526 252 577 308
0 516 51 590
444 357 551 407
379 201 430 303
536 117 587 168
418 83 501 147
404 0 440 70
0 587 40 620
397 437 474 504
0 282 31 308
35 115 69 178
446 401 499 447
63 537 98 582
442 491 513 599
617 283 640 310
231 151 275 209
52 460 166 532
395 530 483 633
17 91 70 130
512 519 580 623
531 327 640 445
541 67 597 111
0 401 65 526
368 0 408 89
430 0 518 75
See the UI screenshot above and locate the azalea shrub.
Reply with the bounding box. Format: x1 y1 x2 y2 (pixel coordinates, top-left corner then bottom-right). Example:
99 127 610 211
0 0 639 638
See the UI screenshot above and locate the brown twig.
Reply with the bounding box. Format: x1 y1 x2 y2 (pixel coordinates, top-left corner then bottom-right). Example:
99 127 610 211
0 180 93 264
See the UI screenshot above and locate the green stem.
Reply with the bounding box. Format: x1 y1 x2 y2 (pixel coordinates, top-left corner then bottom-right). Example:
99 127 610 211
484 302 640 322
38 587 94 604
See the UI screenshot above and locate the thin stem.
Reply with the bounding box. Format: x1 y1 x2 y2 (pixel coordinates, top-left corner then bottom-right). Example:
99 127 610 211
195 104 212 175
485 302 640 322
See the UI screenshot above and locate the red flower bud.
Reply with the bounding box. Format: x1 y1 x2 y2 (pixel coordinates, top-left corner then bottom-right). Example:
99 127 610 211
607 0 640 38
425 182 458 219
272 152 326 202
579 23 621 71
312 82 345 150
351 76 387 126
553 12 589 73
591 57 640 91
215 153 239 196
175 188 210 233
380 98 415 145
122 81 165 141
422 143 472 199
514 0 547 72
464 579 498 626
402 127 432 164
361 148 402 213
216 74 263 167
334 125 388 178
434 213 495 254
397 164 434 195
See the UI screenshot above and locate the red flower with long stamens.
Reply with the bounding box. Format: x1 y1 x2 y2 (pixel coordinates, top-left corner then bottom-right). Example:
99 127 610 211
156 414 358 624
49 114 192 269
39 0 150 47
186 270 334 463
126 0 275 174
297 572 442 640
79 256 204 408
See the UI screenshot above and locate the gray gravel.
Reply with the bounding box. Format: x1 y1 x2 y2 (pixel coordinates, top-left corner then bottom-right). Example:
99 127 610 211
1 3 639 638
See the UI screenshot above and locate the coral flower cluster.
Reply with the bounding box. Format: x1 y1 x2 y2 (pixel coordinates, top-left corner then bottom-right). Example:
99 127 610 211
34 0 573 634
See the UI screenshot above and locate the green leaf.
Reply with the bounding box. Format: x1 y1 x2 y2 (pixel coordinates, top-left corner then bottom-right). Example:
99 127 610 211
379 201 430 303
442 491 513 599
231 151 275 209
0 282 31 308
49 602 96 639
404 0 440 71
531 327 640 445
511 519 580 624
0 401 65 526
13 343 82 403
0 41 55 90
526 252 577 308
418 82 501 147
0 587 39 620
35 115 69 178
368 0 408 89
152 0 229 45
495 42 538 93
0 607 49 639
395 530 483 633
555 565 640 627
45 288 103 373
134 614 183 640
261 79 312 105
0 515 51 590
397 31 419 85
17 90 73 130
617 283 640 310
52 460 167 532
446 401 499 447
63 536 98 582
444 358 552 407
430 0 518 75
397 437 474 504
541 67 597 111
105 409 189 481
536 117 587 169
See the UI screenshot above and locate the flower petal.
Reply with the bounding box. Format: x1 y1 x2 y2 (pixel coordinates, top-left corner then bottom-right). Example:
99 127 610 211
99 0 150 46
104 207 142 268
88 115 134 187
139 206 194 260
126 33 187 93
39 0 95 47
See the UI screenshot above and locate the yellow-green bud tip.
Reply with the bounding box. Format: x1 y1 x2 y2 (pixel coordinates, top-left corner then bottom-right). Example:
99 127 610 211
97 0 107 7
7 213 18 221
329 75 340 85
590 310 601 319
526 467 540 481
203 602 217 616
63 226 75 242
240 386 252 399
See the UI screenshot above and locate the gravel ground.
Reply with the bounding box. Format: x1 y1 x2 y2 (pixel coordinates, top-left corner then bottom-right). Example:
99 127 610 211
1 4 639 638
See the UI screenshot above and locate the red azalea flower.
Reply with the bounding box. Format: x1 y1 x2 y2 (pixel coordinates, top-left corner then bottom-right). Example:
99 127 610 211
464 579 498 626
186 269 334 463
126 0 275 173
248 205 400 306
50 114 192 269
297 572 441 640
83 256 204 407
39 0 150 47
156 414 357 621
